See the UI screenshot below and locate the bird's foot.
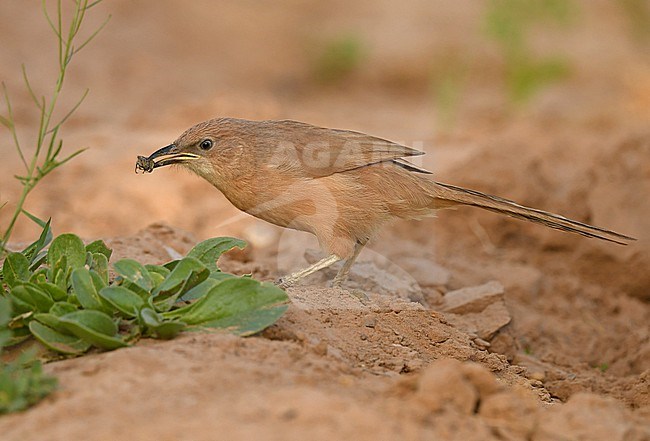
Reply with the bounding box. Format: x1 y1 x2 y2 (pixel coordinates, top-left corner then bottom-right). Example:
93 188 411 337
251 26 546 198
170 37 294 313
274 277 294 289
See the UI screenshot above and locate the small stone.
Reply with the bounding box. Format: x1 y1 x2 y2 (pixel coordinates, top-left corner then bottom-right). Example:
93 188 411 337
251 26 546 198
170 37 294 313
473 337 491 349
442 281 504 314
443 301 512 341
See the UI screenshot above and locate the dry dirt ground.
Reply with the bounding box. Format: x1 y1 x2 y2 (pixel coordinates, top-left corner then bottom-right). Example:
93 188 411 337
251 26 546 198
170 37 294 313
0 1 649 440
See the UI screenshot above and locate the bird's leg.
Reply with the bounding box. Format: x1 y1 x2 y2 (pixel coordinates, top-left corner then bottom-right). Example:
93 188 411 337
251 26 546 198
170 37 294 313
276 254 342 288
332 242 365 288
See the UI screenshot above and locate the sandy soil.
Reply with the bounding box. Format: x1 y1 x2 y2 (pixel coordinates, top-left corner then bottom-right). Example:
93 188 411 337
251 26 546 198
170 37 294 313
0 1 649 440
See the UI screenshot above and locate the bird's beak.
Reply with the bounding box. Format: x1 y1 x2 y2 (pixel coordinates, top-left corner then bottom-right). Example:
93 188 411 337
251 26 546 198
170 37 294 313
135 144 200 173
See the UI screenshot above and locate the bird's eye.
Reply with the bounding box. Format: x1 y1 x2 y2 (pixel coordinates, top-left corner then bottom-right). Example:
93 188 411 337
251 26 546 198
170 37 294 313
199 139 213 150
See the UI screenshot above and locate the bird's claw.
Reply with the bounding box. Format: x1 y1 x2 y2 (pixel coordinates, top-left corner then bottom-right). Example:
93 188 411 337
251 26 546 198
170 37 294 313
275 277 293 289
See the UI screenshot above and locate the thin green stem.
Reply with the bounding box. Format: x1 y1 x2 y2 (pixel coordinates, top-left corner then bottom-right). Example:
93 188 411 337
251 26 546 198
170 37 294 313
1 181 32 247
1 84 28 171
0 0 108 254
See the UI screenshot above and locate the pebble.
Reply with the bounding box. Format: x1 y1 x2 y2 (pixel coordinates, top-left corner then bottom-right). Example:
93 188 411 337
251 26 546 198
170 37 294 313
442 281 505 314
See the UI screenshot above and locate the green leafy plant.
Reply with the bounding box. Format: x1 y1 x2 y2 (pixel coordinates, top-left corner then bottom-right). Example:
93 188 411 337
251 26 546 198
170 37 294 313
484 0 575 103
0 1 107 413
0 297 57 415
0 0 110 255
1 225 289 356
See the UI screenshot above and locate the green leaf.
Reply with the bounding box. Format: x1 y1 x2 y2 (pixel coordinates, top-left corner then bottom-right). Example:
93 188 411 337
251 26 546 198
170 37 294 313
202 305 289 336
7 289 34 315
2 253 31 287
178 278 221 302
21 210 48 228
186 237 246 272
85 239 112 260
29 321 91 355
155 257 209 298
89 252 109 285
144 265 171 277
144 265 170 289
49 302 78 317
151 294 180 313
4 326 32 347
47 233 86 270
149 272 166 290
0 297 11 327
90 269 107 292
0 328 11 351
29 268 48 284
0 297 11 349
33 313 69 333
58 310 127 350
38 282 67 302
165 278 289 335
113 259 154 292
163 260 180 271
48 255 68 291
70 268 104 311
28 251 48 272
10 283 54 313
139 308 185 339
152 258 210 311
209 271 240 282
98 286 144 318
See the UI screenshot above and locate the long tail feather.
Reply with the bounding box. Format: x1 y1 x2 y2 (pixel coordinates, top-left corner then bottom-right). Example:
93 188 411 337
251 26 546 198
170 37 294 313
432 182 636 245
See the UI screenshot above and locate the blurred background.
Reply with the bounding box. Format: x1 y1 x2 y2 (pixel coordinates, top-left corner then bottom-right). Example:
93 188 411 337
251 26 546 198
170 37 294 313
0 0 648 286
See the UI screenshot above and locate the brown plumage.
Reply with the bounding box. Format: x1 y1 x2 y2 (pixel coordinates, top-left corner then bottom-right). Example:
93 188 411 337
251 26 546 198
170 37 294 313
137 118 636 287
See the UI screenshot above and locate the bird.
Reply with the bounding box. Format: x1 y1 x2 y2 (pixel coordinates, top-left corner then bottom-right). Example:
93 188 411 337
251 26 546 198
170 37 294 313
136 117 636 288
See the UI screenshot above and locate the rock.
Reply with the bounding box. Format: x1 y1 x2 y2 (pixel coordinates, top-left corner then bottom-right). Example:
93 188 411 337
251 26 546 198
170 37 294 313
439 281 511 342
487 327 518 361
442 281 504 314
303 249 426 303
515 354 551 383
349 261 424 303
444 301 512 341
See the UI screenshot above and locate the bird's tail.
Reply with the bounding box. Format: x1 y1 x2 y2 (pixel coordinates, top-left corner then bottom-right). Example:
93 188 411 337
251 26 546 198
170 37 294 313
430 181 636 245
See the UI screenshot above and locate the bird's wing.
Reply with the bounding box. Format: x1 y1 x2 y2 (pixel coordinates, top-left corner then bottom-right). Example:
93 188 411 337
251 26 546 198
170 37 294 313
263 120 425 178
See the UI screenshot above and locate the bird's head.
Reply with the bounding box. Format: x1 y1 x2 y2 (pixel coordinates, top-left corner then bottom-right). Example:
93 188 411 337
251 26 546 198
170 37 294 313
137 118 247 185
